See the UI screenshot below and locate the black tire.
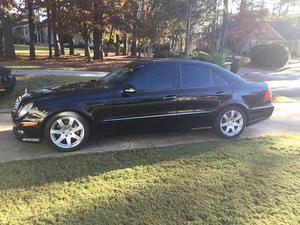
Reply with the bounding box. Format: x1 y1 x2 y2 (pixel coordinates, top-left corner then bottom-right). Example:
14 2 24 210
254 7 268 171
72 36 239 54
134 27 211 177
44 111 90 152
214 106 247 139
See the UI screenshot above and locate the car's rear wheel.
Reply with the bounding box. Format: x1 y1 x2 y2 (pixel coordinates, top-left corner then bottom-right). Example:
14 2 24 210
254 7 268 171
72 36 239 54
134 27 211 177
44 112 90 152
214 106 246 139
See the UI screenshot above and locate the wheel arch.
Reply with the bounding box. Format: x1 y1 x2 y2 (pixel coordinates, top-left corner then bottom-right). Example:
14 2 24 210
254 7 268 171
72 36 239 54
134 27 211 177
41 109 93 136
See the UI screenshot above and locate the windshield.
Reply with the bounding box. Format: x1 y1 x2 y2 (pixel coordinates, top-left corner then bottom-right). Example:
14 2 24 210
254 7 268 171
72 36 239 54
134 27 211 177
102 64 144 88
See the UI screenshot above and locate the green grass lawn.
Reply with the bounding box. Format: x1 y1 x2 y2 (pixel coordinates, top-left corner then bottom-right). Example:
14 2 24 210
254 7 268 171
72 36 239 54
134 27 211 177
14 44 92 57
0 135 300 224
0 75 97 110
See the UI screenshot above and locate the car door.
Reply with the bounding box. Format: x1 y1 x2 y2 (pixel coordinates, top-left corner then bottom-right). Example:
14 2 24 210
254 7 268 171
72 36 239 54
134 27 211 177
176 63 232 128
100 63 180 131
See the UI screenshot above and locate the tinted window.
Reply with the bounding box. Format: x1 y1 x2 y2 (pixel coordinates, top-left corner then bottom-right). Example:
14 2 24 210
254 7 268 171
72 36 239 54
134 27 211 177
131 64 174 91
102 64 144 88
181 64 211 88
212 70 228 86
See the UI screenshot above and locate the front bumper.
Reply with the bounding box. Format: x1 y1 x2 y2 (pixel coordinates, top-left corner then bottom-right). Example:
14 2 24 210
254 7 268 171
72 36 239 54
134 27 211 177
12 112 42 143
0 76 16 94
247 104 274 126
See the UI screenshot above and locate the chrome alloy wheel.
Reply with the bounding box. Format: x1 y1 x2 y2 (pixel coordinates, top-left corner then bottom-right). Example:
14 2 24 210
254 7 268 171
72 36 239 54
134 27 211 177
220 110 244 137
50 117 85 149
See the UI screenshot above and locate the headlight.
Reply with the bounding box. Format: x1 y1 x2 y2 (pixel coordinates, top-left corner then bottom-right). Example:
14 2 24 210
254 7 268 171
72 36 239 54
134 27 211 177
18 103 34 118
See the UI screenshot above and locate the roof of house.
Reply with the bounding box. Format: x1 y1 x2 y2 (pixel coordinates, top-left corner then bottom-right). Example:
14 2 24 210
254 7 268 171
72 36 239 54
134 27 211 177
271 21 300 40
214 19 300 41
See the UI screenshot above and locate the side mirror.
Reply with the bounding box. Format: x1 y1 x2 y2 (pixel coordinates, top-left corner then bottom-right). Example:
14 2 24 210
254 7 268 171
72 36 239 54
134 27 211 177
121 84 136 96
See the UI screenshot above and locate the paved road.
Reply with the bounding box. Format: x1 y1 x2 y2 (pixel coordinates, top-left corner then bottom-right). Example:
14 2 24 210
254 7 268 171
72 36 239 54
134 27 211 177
0 103 299 163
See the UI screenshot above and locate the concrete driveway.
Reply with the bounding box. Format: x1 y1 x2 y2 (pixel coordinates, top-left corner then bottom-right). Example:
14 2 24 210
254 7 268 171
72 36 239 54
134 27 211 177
240 61 300 102
0 103 299 163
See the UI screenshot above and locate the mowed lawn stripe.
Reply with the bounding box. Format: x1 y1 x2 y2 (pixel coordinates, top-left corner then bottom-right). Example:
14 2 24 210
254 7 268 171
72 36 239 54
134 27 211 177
0 135 300 224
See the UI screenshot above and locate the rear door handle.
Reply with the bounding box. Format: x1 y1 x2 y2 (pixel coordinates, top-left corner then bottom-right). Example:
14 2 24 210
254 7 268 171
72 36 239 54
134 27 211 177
163 95 177 101
215 91 228 96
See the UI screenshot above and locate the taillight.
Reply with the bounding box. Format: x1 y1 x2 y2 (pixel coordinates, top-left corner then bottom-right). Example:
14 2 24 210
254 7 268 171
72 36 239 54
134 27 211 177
264 87 272 102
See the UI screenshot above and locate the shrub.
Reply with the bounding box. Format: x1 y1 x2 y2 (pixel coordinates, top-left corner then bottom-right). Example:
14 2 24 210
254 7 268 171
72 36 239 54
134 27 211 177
250 43 290 68
189 50 210 62
209 48 232 68
13 33 27 44
153 50 175 58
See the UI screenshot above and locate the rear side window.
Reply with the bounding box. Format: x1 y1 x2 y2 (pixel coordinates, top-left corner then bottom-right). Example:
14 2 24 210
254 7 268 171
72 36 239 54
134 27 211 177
131 64 175 91
181 64 211 88
212 70 228 86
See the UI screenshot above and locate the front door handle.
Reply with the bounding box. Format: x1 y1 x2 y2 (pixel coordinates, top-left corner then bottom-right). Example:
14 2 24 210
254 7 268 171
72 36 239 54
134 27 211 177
163 95 177 101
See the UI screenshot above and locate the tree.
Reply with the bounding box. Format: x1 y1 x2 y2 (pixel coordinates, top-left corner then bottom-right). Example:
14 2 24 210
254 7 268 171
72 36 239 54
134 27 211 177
46 0 52 58
0 23 3 58
27 0 36 60
0 0 16 59
185 0 192 55
51 0 61 57
93 0 104 60
221 0 229 47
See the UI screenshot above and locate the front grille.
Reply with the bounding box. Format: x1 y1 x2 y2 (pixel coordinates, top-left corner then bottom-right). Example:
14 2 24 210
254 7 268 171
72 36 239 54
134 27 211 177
14 96 22 110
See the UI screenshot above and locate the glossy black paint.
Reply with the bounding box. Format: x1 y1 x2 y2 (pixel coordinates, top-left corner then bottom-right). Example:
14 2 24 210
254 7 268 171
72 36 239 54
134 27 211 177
0 66 16 94
11 60 274 141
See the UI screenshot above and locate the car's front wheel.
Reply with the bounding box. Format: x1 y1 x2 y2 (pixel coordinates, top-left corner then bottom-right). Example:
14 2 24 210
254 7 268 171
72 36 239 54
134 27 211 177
214 107 246 139
44 112 90 152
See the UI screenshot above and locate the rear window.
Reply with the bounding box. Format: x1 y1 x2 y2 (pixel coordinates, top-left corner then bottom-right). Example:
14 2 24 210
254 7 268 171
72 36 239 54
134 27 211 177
181 64 211 88
212 70 228 86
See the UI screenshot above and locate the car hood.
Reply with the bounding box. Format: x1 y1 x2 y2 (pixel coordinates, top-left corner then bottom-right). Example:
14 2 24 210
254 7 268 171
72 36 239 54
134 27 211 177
20 79 108 103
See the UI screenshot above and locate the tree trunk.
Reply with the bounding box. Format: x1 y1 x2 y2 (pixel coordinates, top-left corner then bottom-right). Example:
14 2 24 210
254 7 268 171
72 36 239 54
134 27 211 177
69 36 75 55
221 0 229 48
59 34 65 55
28 0 36 60
46 1 53 59
184 0 192 56
93 0 103 60
131 33 137 56
122 34 127 55
83 30 91 63
115 33 120 56
52 2 61 57
2 13 16 59
180 36 183 53
0 26 3 58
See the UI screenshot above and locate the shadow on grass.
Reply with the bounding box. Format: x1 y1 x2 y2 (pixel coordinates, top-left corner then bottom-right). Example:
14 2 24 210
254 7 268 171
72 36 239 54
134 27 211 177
33 137 300 225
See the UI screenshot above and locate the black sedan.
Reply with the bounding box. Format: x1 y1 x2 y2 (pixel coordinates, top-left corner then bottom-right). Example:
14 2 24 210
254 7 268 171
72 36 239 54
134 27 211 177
12 60 274 152
0 66 16 95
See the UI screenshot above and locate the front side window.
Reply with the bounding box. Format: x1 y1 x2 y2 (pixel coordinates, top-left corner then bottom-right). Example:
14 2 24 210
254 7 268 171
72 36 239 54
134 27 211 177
131 64 175 91
181 64 211 89
102 64 144 88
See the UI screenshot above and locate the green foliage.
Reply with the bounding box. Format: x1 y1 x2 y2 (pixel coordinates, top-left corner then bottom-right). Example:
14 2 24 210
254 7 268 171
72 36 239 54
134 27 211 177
209 48 232 68
189 50 210 62
153 50 175 58
13 33 27 44
1 135 300 224
250 43 290 68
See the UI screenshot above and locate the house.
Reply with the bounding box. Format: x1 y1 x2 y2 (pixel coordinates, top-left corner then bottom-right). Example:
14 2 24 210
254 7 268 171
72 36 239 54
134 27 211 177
199 19 300 56
12 20 89 48
12 20 49 45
